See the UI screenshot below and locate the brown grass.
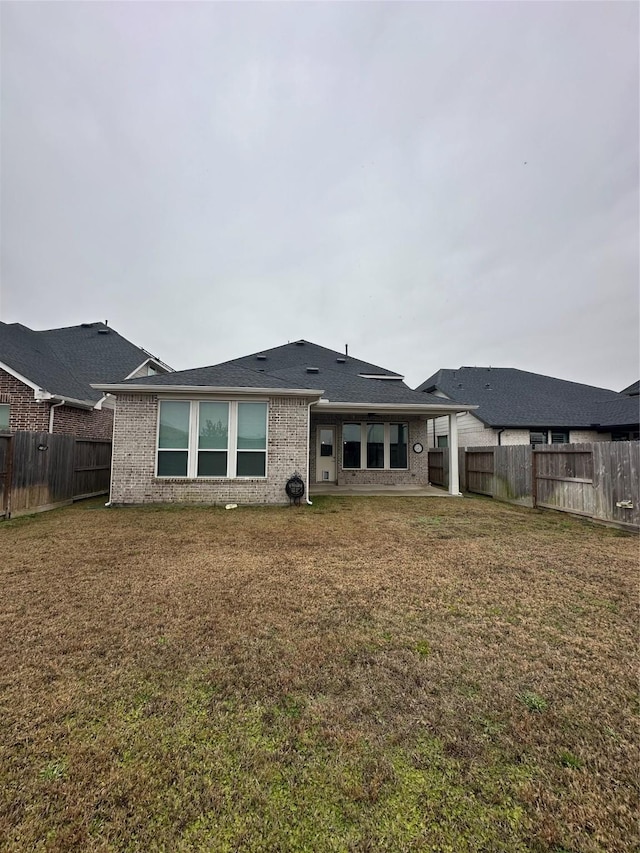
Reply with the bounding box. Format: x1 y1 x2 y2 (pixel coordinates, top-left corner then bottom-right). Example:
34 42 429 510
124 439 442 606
0 496 638 852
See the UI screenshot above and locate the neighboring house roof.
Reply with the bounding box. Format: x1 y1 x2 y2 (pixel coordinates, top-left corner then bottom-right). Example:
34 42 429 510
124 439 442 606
95 339 472 412
621 380 639 396
417 367 639 430
0 321 172 407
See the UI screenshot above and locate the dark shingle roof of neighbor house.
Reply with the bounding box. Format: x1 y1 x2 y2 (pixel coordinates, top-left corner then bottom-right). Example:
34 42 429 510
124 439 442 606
621 380 639 396
417 367 640 429
117 340 454 407
0 321 169 405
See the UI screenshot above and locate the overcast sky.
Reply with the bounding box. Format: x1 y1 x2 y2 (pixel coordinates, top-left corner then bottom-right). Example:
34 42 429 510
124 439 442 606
1 2 638 391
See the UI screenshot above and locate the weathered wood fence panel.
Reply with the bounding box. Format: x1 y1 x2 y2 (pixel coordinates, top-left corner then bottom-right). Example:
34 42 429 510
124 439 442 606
592 441 640 530
457 441 638 530
74 440 112 499
465 449 495 497
534 445 594 517
0 435 10 519
0 432 112 519
494 446 534 507
427 449 447 487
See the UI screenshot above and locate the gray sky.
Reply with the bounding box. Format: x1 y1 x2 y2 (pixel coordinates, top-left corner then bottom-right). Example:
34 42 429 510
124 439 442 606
1 1 638 391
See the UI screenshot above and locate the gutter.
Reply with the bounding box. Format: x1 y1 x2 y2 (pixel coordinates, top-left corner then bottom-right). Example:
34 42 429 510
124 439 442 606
91 383 325 397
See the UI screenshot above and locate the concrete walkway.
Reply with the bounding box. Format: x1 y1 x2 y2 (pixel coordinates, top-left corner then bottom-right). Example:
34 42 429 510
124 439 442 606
309 483 453 497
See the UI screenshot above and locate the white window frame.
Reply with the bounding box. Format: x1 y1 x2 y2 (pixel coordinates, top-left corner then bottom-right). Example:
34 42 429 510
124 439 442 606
342 422 409 471
156 399 269 479
0 403 9 431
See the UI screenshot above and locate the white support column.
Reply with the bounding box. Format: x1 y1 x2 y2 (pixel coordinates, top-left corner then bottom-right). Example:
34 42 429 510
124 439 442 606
448 412 460 495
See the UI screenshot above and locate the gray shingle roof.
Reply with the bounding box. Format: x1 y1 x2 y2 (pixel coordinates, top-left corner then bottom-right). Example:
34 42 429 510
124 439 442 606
118 340 450 406
0 321 167 404
417 367 639 429
225 340 404 378
119 363 309 390
621 380 639 396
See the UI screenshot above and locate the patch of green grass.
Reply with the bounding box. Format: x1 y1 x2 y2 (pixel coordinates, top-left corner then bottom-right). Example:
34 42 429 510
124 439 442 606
39 759 68 782
518 691 548 713
414 640 431 657
559 750 583 770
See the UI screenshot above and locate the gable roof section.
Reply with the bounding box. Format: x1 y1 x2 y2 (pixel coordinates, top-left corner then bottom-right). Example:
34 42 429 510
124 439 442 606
0 321 171 405
225 340 404 378
97 339 468 410
417 367 638 429
621 380 639 396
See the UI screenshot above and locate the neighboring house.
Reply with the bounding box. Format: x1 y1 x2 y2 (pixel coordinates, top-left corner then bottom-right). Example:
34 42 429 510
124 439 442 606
621 380 639 397
417 367 640 448
93 340 476 505
0 321 172 440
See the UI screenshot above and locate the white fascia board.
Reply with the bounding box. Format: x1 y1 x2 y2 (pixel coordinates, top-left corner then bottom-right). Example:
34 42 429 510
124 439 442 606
91 383 325 398
0 359 43 394
313 400 478 415
358 374 405 380
0 360 96 408
138 351 174 373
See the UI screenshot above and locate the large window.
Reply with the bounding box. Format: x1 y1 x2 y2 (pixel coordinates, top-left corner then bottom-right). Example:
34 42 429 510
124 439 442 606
157 400 267 478
343 423 408 470
0 404 9 431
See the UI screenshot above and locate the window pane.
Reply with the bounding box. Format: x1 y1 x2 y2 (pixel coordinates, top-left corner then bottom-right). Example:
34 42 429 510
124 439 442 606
320 428 334 457
199 402 229 449
157 450 188 476
237 451 266 477
237 403 267 449
197 451 227 476
390 423 408 468
437 435 448 448
530 431 548 445
367 423 384 469
0 404 9 430
343 423 361 468
159 401 190 448
551 431 569 444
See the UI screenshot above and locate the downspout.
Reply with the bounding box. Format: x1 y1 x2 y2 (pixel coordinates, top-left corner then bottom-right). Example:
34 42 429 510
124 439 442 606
49 399 65 433
305 400 313 505
497 429 505 446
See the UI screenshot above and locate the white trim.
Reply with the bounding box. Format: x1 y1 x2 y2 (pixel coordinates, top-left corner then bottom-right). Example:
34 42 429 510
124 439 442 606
92 382 324 398
0 359 45 394
357 374 405 380
448 412 461 496
315 400 477 415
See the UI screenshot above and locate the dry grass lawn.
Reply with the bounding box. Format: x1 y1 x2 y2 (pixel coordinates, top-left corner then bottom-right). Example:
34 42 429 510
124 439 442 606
0 496 638 852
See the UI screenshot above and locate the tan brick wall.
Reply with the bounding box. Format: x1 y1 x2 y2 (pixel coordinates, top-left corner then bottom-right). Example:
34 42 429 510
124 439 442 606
310 415 430 485
111 394 310 505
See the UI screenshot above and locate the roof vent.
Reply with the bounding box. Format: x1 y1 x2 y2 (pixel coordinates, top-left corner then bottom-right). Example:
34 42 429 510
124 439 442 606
295 340 305 346
306 367 319 374
336 357 346 363
256 355 267 361
97 328 110 335
485 383 491 389
81 322 94 328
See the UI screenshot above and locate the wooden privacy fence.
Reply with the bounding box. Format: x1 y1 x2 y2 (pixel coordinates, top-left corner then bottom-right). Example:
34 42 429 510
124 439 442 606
0 432 111 519
442 442 639 531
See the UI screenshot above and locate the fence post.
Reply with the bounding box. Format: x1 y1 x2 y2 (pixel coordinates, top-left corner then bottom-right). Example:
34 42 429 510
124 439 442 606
5 435 13 519
531 446 537 508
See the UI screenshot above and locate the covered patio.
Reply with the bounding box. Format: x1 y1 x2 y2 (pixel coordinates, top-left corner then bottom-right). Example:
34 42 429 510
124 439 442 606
309 482 452 497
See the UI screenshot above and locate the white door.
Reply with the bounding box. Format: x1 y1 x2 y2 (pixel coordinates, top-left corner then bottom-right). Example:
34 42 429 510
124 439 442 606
316 426 336 482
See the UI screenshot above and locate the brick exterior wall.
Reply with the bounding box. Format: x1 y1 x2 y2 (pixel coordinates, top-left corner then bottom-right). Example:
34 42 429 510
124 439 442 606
51 404 114 440
110 394 310 506
310 414 430 485
0 369 50 432
0 367 113 439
